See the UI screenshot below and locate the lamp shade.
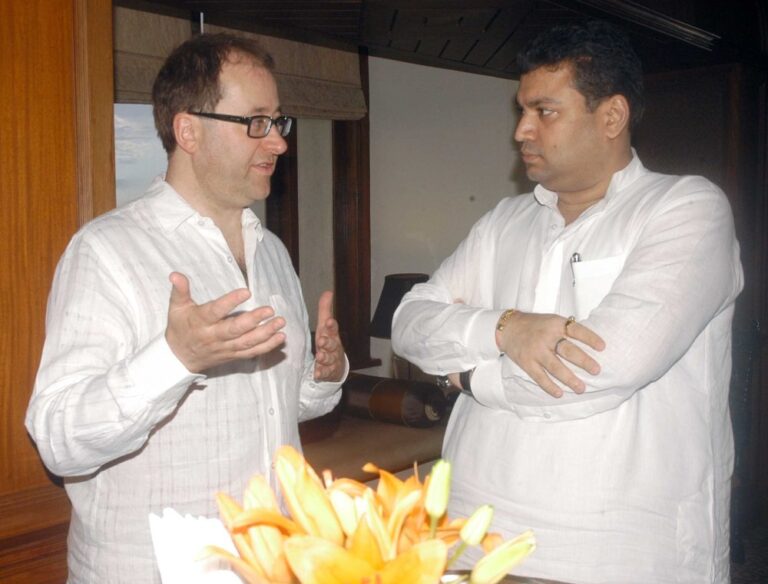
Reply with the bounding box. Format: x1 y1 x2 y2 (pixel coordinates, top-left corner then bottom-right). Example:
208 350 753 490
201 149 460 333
370 273 429 339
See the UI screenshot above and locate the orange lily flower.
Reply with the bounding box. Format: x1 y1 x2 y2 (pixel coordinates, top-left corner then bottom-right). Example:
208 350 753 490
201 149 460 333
207 449 534 584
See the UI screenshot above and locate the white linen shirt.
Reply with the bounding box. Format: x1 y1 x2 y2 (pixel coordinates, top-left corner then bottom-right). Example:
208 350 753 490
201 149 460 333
26 178 344 583
392 155 743 583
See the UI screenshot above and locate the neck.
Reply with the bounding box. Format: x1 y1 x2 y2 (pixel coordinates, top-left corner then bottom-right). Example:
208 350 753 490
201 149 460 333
166 160 244 237
557 189 608 225
557 145 632 225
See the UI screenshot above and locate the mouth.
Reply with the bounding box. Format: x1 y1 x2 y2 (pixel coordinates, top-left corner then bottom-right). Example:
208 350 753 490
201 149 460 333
519 145 541 163
252 160 277 174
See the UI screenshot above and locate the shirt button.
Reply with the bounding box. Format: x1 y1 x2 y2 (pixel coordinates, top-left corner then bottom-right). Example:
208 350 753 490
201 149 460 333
197 220 204 226
268 408 275 415
543 412 551 419
550 224 557 230
227 256 233 263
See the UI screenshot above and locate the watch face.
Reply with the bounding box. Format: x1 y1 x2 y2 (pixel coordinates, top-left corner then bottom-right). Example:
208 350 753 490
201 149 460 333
435 376 450 389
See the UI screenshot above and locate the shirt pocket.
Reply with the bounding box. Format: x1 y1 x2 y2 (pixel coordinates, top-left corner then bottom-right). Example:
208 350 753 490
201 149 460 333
572 254 626 320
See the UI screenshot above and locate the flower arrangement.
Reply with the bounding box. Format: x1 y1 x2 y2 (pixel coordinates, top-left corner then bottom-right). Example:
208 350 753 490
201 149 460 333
204 445 534 584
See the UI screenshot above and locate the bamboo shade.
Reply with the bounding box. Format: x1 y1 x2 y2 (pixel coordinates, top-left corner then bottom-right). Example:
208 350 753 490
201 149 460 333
114 6 367 120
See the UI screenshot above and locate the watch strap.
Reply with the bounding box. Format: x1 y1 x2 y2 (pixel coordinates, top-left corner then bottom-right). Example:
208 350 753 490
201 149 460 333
459 368 475 395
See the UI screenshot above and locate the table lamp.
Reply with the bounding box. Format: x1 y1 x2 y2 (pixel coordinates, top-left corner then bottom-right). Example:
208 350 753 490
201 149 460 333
370 273 429 379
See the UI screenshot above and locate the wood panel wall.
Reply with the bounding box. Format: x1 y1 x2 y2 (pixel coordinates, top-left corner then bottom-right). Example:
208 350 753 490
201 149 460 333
635 64 768 526
0 0 114 581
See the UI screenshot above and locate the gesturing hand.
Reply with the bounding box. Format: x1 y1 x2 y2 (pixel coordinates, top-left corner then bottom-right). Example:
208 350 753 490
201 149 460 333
496 311 605 398
165 272 286 373
313 291 345 382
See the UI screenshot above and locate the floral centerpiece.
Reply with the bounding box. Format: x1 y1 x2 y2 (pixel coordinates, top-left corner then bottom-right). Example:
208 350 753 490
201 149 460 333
203 445 534 584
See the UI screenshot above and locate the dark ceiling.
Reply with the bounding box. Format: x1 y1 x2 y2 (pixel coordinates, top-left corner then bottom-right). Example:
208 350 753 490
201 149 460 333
119 0 767 78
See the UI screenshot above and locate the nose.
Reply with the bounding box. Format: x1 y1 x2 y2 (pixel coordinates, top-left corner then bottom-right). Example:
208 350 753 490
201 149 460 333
514 113 535 143
264 124 288 155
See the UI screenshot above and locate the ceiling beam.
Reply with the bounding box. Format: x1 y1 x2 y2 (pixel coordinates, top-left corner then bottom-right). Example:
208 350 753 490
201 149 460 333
552 0 719 51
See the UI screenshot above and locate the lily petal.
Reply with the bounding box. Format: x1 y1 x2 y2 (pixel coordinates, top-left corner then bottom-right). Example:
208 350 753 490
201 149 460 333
328 489 359 537
380 538 447 584
386 489 423 547
232 508 304 535
284 535 376 584
277 454 344 545
348 513 385 569
201 545 270 584
215 492 264 574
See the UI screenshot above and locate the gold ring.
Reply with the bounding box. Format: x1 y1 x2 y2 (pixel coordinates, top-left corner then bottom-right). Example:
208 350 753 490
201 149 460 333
554 337 567 356
564 316 576 336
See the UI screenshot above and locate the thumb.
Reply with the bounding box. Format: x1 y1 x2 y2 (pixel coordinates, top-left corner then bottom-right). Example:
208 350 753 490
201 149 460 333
168 272 192 308
316 290 334 330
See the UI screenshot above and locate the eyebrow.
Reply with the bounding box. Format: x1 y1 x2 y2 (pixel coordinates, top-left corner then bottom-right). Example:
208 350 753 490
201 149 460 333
248 105 283 116
517 96 562 108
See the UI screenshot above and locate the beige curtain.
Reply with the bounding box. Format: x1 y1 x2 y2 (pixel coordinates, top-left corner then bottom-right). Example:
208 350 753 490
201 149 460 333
113 7 367 120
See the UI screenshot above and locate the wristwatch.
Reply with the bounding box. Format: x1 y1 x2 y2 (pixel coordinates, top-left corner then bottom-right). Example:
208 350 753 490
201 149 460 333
435 375 452 390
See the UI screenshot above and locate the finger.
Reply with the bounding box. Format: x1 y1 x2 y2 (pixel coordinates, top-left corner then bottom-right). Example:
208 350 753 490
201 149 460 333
316 291 334 332
315 330 340 352
229 315 285 349
527 364 565 398
544 353 586 394
556 340 601 375
200 288 253 324
568 322 606 351
224 307 279 338
234 329 286 357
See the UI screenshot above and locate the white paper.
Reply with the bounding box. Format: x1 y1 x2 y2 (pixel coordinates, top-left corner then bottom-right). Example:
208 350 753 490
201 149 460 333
149 508 243 583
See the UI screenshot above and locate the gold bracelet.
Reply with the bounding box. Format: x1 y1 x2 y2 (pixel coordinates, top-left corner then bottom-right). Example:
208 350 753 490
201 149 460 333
495 308 517 332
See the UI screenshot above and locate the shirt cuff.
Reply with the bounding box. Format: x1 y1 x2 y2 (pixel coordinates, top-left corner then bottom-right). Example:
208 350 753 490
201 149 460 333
126 334 204 405
469 357 510 410
465 309 506 360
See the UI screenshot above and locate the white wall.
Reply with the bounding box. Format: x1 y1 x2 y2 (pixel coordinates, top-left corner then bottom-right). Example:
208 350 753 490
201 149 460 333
360 57 525 376
297 119 334 326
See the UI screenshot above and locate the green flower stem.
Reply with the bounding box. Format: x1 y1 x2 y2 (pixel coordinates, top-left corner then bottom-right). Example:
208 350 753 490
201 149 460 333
446 541 468 569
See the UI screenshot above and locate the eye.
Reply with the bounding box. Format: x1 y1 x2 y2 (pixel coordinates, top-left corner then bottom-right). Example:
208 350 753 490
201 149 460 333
539 108 555 117
249 116 271 135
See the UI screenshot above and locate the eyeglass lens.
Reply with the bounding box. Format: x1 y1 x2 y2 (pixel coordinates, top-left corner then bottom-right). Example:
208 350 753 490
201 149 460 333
248 116 292 138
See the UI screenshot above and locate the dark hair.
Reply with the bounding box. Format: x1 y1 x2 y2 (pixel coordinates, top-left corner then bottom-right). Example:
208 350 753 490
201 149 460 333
152 33 275 154
517 20 645 131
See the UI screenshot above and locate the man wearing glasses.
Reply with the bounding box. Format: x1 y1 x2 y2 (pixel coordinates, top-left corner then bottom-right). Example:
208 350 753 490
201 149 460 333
26 33 347 582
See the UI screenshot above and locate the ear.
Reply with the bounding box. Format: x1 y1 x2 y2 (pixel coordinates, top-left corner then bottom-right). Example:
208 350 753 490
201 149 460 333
601 94 630 139
172 112 200 154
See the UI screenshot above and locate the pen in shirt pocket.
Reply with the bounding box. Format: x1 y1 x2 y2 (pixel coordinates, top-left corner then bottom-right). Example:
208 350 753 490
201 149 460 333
570 252 581 286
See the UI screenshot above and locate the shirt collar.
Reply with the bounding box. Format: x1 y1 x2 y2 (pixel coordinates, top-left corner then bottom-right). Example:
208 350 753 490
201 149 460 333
533 149 646 210
143 176 264 241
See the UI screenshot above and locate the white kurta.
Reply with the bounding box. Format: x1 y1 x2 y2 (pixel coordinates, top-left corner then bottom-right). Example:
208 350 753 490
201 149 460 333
392 155 743 583
26 178 344 583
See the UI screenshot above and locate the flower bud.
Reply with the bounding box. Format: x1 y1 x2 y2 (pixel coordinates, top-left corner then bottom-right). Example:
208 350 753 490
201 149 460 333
424 459 451 520
470 530 536 584
460 505 494 546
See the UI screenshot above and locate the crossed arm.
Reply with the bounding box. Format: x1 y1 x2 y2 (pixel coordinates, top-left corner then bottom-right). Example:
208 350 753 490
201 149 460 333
392 183 742 418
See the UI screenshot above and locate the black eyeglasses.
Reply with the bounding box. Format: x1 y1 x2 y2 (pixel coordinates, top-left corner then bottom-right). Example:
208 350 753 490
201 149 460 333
190 112 293 138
